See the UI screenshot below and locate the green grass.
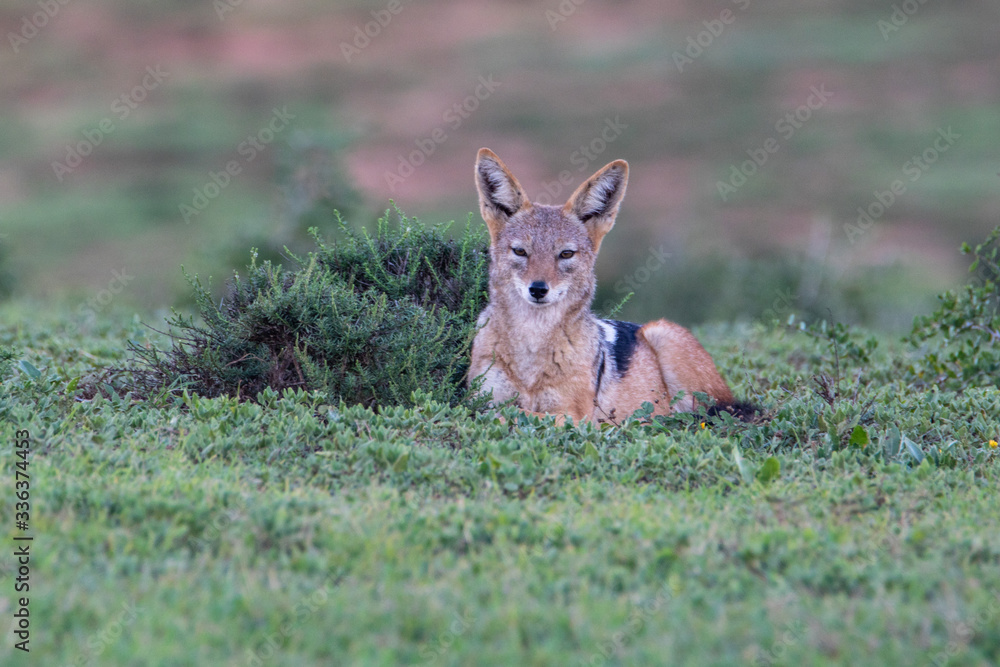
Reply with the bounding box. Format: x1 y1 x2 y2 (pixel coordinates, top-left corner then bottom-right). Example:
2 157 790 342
1 300 999 665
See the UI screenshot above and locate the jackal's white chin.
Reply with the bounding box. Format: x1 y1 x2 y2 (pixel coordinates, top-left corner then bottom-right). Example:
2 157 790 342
523 294 566 308
519 288 567 308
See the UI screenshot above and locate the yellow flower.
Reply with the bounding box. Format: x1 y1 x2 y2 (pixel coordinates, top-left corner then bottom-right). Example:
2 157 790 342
700 422 707 430
990 439 998 449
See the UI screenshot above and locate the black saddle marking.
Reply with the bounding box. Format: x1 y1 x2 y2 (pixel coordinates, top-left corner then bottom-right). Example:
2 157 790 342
595 349 607 394
605 320 641 377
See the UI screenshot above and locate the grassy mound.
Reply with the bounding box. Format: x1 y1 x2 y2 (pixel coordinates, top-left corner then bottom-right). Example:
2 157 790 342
126 209 489 408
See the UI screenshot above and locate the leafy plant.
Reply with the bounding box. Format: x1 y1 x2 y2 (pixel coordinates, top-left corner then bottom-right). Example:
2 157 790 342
799 318 879 411
0 345 15 380
124 208 490 409
904 225 1000 390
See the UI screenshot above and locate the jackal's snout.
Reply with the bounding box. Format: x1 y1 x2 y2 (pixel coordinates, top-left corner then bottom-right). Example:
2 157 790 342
528 281 549 302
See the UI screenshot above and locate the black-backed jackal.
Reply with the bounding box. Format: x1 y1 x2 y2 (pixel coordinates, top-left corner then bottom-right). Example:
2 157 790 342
469 148 741 423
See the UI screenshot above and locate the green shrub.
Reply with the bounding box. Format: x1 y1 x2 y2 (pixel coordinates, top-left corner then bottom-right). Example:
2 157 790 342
125 209 490 408
904 225 1000 390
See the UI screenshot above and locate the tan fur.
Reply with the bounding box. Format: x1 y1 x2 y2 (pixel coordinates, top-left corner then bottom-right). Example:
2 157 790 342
469 148 734 423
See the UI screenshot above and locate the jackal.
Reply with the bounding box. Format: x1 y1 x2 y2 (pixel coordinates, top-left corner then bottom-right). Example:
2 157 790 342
469 147 741 423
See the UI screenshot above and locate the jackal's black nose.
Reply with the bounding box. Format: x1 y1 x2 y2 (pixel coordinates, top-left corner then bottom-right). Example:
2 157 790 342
528 281 549 301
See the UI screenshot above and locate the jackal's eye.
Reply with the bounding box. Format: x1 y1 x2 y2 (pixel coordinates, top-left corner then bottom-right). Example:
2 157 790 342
511 247 527 257
559 250 576 259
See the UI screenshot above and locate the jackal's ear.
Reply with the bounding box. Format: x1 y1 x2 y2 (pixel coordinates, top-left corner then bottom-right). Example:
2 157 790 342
475 148 529 240
564 160 629 251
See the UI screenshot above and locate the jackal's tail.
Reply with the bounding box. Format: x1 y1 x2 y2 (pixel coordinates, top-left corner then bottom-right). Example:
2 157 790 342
639 319 735 412
707 400 762 422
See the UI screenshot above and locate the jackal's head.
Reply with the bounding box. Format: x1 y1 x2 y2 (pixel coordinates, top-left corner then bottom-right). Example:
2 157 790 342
475 148 628 314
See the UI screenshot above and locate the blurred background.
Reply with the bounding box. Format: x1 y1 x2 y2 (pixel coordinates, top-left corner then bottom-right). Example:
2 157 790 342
1 0 997 331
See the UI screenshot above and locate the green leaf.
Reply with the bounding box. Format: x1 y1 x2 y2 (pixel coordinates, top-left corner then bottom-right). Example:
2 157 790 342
18 360 41 380
584 442 600 461
848 425 870 447
756 457 780 484
66 375 81 393
733 446 752 484
902 436 925 464
817 412 830 434
392 452 410 473
883 426 902 459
